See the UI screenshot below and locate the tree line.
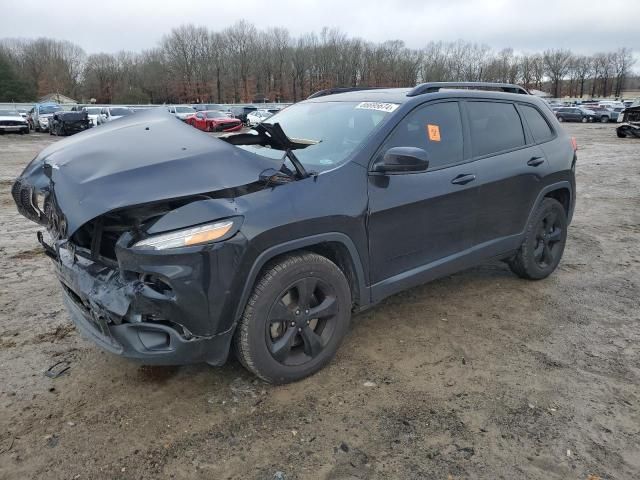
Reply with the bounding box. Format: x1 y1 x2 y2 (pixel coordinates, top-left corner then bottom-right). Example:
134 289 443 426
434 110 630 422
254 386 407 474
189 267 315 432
0 21 636 104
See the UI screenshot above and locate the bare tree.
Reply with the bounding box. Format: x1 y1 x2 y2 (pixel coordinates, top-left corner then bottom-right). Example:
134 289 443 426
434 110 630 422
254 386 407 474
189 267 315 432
0 26 637 104
224 21 257 102
613 47 635 97
543 49 572 98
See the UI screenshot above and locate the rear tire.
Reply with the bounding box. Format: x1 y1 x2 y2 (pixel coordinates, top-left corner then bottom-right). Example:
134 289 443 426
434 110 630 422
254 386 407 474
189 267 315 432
234 252 351 384
557 116 564 122
508 198 567 280
581 116 588 123
600 116 609 123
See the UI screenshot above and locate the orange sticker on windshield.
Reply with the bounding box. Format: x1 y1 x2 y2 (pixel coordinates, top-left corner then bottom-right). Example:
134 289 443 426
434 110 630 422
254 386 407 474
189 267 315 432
427 124 441 142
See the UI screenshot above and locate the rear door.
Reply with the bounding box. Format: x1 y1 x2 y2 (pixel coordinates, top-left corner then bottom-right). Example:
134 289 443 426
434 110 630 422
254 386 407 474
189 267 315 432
463 100 550 247
368 100 478 285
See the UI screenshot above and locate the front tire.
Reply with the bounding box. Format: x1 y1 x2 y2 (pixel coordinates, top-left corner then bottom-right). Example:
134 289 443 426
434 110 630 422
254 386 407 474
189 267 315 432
508 198 568 280
600 116 609 123
234 252 351 384
557 116 564 122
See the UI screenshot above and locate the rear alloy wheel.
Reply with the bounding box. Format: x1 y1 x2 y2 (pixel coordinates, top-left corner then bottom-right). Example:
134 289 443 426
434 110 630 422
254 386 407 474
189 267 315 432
234 252 351 384
581 116 588 123
508 198 567 280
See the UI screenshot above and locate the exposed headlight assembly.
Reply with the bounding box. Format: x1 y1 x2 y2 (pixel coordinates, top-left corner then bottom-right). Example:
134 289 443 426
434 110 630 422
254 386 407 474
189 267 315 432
133 218 240 250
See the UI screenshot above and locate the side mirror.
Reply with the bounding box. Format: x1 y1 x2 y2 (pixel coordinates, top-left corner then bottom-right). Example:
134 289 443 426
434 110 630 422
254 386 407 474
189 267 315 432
371 147 429 174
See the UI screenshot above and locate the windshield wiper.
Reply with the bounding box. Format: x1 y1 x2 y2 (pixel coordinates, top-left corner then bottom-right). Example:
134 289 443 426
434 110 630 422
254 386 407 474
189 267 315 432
259 123 310 178
222 122 315 179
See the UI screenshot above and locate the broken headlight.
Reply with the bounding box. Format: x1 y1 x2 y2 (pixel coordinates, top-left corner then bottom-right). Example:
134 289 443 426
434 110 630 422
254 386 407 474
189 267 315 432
133 218 240 250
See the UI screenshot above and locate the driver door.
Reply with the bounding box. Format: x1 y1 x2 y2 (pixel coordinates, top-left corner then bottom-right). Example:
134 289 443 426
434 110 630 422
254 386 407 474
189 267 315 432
195 113 205 130
367 101 478 292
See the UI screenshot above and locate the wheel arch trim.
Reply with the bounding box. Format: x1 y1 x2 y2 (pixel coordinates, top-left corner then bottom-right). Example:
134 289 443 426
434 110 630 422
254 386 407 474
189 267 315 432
233 233 369 323
526 180 574 228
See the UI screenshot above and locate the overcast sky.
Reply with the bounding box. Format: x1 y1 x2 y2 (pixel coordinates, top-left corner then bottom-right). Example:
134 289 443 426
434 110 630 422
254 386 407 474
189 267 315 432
4 0 639 56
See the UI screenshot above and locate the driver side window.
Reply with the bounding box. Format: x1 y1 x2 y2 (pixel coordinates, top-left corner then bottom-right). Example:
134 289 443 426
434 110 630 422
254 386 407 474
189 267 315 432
382 102 464 170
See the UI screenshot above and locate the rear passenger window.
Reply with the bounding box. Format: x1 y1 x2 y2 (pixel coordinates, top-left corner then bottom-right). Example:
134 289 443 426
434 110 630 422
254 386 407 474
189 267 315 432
382 101 463 169
520 105 554 143
467 102 525 157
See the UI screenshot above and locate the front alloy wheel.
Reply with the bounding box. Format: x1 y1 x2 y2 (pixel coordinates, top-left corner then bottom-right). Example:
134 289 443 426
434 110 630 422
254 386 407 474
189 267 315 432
234 252 351 383
266 277 339 366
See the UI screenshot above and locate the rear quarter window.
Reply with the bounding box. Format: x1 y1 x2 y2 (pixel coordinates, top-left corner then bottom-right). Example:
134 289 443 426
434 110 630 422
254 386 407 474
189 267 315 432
467 101 525 157
520 104 554 143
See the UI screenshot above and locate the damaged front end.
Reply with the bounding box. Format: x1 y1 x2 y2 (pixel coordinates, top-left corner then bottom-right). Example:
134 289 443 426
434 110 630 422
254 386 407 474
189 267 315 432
12 108 289 365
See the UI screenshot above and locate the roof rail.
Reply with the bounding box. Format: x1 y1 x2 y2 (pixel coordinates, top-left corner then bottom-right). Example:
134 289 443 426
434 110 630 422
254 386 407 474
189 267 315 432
407 82 529 97
307 87 386 99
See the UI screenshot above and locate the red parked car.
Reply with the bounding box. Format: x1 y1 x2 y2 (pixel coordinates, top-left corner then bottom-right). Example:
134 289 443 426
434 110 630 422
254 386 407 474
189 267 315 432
186 110 242 132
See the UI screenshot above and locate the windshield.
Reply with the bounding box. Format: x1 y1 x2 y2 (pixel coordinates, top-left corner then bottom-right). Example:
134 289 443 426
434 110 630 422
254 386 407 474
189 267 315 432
205 111 227 118
85 108 101 115
0 110 21 116
175 106 195 113
238 101 394 172
39 105 61 114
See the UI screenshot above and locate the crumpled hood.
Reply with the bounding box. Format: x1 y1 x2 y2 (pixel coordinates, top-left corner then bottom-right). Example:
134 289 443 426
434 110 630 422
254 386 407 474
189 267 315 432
15 108 280 236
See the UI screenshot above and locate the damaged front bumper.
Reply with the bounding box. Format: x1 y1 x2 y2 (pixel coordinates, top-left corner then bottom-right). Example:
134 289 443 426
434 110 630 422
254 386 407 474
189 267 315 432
43 232 247 366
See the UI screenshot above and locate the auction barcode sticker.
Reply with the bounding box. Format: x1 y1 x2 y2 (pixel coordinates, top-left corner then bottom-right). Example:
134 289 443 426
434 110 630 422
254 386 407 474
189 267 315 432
355 102 400 113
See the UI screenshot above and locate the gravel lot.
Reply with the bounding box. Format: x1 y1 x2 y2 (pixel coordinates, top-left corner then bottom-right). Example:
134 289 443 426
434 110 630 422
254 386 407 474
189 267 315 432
0 124 638 480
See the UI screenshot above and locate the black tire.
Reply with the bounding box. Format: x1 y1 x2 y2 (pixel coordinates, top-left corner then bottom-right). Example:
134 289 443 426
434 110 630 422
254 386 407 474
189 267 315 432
557 116 564 122
234 251 351 384
617 128 626 138
508 198 568 280
600 116 609 123
581 116 588 123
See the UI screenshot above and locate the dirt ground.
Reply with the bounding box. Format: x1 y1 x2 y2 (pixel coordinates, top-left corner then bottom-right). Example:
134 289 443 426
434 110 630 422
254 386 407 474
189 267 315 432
0 124 638 480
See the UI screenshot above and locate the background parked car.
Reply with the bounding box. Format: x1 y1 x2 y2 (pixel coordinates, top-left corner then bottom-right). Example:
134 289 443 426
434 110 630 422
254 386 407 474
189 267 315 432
230 105 258 124
555 107 594 123
616 103 640 138
72 106 103 127
246 109 273 126
167 105 196 121
30 102 62 132
598 100 625 110
0 108 29 134
588 105 623 123
192 103 224 112
101 106 134 122
186 110 242 132
49 110 91 136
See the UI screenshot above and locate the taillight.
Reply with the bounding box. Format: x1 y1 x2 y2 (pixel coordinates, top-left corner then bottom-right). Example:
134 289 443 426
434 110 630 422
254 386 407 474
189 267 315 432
570 137 578 151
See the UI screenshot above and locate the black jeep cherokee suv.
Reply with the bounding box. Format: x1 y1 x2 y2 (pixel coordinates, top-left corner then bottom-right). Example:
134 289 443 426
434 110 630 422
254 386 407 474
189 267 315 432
12 82 576 384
